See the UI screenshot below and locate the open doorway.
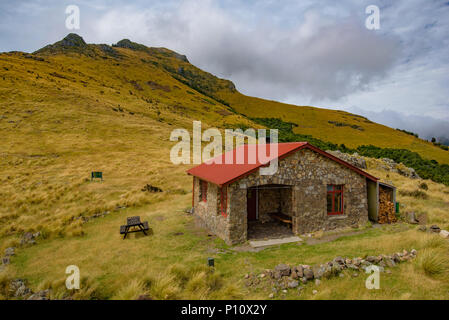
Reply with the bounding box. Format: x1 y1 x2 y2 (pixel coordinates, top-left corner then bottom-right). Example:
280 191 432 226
247 184 294 240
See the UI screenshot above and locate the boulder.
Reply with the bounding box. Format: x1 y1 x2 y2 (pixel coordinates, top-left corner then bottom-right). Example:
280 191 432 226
323 265 333 278
28 290 50 300
385 258 396 268
312 265 325 279
23 232 33 241
10 279 32 298
333 256 345 265
303 268 314 280
347 264 359 270
430 225 441 233
274 264 291 277
392 253 401 263
326 150 367 169
331 263 342 274
4 247 15 256
406 212 419 224
288 280 299 289
291 270 298 279
296 265 304 278
365 256 378 263
418 225 427 232
439 230 449 239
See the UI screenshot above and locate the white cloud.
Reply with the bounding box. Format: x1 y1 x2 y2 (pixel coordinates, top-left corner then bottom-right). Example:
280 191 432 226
90 0 401 102
0 0 448 139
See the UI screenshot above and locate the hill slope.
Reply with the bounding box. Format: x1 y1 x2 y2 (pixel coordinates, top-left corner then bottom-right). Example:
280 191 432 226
1 34 449 301
0 33 448 239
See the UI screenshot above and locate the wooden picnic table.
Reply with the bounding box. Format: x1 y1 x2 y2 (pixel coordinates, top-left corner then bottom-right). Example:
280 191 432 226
120 216 149 239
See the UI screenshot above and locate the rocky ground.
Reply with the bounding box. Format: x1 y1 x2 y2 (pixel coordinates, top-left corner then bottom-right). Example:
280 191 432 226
326 150 420 179
245 249 418 298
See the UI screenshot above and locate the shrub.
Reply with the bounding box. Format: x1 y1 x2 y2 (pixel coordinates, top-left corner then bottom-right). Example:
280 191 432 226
419 182 428 190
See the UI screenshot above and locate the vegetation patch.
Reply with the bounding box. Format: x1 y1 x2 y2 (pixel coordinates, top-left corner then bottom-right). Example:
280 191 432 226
399 189 429 199
328 120 364 131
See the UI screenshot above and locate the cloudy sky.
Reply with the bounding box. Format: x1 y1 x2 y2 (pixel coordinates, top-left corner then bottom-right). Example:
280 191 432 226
1 0 448 141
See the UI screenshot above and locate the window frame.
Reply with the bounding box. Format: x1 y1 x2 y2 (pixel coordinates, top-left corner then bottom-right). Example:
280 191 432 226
327 184 344 215
200 180 208 203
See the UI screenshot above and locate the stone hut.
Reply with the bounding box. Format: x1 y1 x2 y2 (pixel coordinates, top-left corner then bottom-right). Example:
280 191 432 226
187 142 386 245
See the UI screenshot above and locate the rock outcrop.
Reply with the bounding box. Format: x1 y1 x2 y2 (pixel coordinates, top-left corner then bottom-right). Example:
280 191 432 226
326 150 367 169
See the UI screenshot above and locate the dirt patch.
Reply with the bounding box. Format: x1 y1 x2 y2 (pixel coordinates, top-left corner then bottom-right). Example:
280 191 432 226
147 81 171 92
216 109 233 116
247 221 294 240
186 219 217 240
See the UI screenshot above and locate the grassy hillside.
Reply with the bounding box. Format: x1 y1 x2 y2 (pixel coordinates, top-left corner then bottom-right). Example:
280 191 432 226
2 160 449 300
218 92 449 165
0 32 448 242
0 34 448 300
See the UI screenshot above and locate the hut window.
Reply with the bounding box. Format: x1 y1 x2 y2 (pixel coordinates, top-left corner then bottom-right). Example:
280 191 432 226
327 185 344 215
219 186 227 217
199 180 208 202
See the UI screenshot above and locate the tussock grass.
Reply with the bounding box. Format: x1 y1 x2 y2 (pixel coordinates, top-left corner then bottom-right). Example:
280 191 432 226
414 248 449 278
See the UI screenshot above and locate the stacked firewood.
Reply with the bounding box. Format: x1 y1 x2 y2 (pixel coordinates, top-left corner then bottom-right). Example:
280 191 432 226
378 188 396 224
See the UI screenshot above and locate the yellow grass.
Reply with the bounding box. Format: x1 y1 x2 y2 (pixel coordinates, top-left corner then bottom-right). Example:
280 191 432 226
1 39 449 300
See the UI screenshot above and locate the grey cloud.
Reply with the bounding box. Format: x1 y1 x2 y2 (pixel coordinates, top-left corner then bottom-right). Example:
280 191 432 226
92 1 401 101
0 0 447 128
349 107 449 143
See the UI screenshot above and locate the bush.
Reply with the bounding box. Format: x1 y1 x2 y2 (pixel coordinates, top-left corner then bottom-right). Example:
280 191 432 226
419 182 428 190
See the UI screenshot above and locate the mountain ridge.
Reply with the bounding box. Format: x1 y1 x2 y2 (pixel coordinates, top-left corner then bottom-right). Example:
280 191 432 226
1 33 448 166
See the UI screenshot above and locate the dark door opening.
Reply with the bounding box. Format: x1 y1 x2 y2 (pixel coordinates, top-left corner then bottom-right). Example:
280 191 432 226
247 184 294 240
247 189 257 221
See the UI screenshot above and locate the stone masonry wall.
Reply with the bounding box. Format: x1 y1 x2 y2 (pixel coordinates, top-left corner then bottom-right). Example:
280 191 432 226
193 177 229 241
226 148 368 243
258 189 280 222
257 188 293 223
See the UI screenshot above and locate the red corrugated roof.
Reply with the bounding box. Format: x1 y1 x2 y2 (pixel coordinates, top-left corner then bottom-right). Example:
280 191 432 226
186 142 378 186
